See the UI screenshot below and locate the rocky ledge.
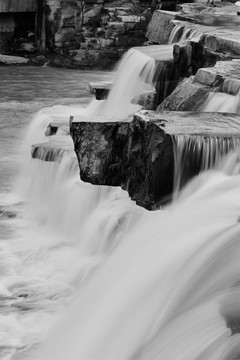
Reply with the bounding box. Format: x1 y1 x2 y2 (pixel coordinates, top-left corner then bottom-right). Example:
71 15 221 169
70 111 240 209
157 59 240 111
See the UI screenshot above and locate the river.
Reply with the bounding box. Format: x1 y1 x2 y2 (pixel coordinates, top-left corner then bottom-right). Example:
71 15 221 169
1 61 240 360
0 66 114 359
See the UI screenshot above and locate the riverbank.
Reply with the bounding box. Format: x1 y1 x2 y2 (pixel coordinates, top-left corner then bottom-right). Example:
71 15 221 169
1 1 239 70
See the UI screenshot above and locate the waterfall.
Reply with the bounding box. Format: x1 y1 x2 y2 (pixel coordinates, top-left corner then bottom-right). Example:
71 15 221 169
153 60 179 104
168 23 202 44
31 148 240 360
87 48 156 120
172 134 240 194
7 37 240 360
201 92 240 113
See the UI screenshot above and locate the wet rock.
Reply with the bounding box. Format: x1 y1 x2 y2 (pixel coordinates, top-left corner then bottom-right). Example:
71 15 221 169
31 141 73 162
146 10 176 44
157 79 210 111
158 59 240 111
132 90 157 110
195 59 240 95
87 82 112 99
173 41 192 76
173 27 240 77
0 54 29 65
202 31 240 56
70 117 174 208
71 110 240 208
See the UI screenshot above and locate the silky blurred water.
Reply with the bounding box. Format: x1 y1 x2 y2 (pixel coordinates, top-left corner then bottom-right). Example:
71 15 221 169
0 66 116 359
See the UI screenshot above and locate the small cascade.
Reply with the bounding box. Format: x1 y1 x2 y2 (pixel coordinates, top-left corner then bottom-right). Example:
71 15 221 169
168 23 202 44
19 110 145 264
173 134 240 194
88 48 156 120
153 60 179 105
201 92 240 113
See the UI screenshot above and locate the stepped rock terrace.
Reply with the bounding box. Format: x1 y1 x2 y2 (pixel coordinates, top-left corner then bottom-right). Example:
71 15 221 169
70 111 240 208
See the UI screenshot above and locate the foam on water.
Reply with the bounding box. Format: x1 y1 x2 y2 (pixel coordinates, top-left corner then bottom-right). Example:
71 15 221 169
2 48 240 360
201 92 240 113
30 150 240 360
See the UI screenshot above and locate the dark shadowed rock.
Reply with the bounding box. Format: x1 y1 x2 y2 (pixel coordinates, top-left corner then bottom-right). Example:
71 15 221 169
70 111 240 208
70 116 174 208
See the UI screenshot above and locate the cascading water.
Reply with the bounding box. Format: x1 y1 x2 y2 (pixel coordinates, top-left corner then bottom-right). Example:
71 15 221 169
173 134 240 194
201 92 240 113
30 149 240 360
168 23 202 44
2 43 240 360
86 48 156 120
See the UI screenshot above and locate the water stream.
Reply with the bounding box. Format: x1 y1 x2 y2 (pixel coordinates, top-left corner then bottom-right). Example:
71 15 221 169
1 49 240 360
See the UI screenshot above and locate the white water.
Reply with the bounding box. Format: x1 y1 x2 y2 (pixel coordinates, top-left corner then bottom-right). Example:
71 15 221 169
0 49 157 359
81 48 156 121
30 149 240 360
2 50 240 360
173 135 240 194
201 92 240 113
169 23 202 44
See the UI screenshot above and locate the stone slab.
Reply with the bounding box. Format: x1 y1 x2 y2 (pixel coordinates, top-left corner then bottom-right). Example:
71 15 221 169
194 60 240 95
137 110 240 137
70 111 240 208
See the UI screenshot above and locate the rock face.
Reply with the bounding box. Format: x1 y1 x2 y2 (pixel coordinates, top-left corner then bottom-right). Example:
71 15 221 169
157 79 210 111
0 0 155 68
70 111 240 208
157 59 240 111
47 0 84 49
173 28 240 77
70 0 153 68
70 116 174 209
146 10 176 44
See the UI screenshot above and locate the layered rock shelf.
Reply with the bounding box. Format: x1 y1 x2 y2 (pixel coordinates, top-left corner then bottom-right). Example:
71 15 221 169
70 111 240 209
29 1 240 209
158 59 240 111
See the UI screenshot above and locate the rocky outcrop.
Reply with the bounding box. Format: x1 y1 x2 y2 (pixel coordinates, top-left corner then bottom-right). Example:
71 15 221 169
70 0 153 68
70 115 174 209
0 54 29 64
146 10 176 44
157 59 240 111
47 0 84 49
157 79 210 111
70 111 240 208
173 26 240 77
87 82 112 99
0 0 156 68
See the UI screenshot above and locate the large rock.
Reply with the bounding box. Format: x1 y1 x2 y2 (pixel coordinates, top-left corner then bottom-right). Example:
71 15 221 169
0 54 29 65
194 59 240 95
157 79 210 111
70 111 240 208
146 10 177 44
70 116 174 208
157 59 240 111
173 28 240 77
